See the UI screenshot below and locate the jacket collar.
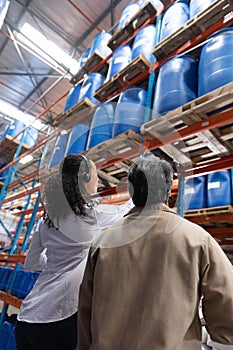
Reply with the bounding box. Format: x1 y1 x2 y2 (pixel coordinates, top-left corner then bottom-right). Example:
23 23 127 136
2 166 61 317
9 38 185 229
125 203 178 217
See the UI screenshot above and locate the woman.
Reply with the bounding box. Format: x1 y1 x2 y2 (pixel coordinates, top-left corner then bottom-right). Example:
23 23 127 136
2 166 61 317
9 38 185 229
15 154 133 350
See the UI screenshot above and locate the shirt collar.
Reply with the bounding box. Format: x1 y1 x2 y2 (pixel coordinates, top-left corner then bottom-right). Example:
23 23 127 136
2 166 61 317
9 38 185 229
125 203 178 217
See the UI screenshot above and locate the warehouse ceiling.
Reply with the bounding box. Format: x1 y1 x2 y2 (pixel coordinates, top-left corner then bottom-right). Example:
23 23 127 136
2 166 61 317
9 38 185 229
0 0 131 126
0 0 136 180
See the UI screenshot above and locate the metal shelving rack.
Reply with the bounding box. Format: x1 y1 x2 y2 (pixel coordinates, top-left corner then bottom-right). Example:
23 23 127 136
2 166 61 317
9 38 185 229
0 0 232 324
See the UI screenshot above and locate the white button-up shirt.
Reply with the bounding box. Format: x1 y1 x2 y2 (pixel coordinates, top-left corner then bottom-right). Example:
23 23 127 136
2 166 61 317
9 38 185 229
18 200 133 323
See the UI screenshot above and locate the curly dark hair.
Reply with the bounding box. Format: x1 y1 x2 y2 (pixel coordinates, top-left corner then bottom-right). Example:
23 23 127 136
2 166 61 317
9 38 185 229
42 154 94 229
128 155 173 207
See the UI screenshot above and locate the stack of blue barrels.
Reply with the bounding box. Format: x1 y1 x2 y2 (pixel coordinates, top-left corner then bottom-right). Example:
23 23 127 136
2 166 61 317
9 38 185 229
56 0 233 158
198 28 233 96
78 31 111 104
152 0 198 119
150 0 233 120
184 170 233 210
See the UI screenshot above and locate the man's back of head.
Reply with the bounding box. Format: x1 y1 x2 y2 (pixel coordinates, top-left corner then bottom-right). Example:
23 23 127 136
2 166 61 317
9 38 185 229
128 155 173 207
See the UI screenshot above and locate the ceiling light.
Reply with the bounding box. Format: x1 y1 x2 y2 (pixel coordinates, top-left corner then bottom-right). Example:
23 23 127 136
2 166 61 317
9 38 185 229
0 99 44 130
18 23 79 76
0 1 10 29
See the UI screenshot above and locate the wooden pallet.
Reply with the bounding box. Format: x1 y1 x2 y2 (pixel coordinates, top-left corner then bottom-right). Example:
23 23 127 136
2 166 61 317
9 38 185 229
108 1 158 51
52 98 96 127
0 135 31 164
153 0 233 61
84 130 142 188
185 205 233 217
141 82 233 165
94 54 151 102
70 50 109 85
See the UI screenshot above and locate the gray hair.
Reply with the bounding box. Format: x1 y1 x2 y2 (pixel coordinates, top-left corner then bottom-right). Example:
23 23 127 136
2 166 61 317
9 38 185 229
128 155 173 207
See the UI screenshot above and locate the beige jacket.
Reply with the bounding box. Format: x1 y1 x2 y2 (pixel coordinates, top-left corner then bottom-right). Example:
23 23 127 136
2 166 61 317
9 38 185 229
78 204 233 350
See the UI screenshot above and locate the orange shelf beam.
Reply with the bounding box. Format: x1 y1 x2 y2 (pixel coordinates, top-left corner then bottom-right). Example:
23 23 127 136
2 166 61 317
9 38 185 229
205 227 233 238
0 291 22 308
12 205 44 217
145 108 233 151
0 253 26 264
0 184 40 206
7 167 45 191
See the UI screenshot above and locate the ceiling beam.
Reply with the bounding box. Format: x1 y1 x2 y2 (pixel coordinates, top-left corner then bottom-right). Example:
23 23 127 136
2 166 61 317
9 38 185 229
0 72 63 77
74 0 123 50
0 0 33 55
13 0 78 49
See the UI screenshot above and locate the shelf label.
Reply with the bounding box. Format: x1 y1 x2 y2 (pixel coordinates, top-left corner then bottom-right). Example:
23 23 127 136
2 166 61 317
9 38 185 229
208 181 220 189
184 187 195 195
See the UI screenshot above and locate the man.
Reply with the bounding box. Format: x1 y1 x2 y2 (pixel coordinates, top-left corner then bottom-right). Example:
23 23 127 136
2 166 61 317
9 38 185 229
78 155 233 350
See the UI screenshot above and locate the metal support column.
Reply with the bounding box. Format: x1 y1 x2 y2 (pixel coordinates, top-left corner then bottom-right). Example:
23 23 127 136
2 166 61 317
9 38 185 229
177 170 185 217
0 129 28 203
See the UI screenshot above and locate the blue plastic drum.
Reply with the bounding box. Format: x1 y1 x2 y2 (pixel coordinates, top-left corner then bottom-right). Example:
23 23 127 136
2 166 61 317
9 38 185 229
138 0 164 13
207 170 232 207
153 55 197 117
78 73 105 104
107 45 132 80
64 84 82 112
89 31 112 58
79 48 91 67
160 0 190 41
184 176 207 210
48 133 69 169
198 28 233 96
113 87 147 136
118 3 140 29
132 24 157 62
190 0 216 18
87 103 115 149
66 124 89 155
